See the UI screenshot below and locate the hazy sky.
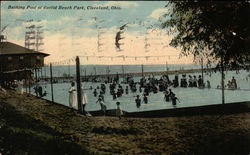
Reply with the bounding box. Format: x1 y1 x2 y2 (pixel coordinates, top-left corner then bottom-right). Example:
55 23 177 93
1 1 193 65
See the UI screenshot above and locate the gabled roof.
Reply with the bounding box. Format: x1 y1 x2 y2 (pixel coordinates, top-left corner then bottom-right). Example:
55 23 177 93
0 41 49 56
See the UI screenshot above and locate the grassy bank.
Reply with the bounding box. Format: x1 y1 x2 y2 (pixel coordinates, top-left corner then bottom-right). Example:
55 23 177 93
0 89 250 154
0 92 88 154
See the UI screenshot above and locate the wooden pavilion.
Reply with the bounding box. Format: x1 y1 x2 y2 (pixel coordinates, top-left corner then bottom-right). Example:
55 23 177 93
0 39 49 86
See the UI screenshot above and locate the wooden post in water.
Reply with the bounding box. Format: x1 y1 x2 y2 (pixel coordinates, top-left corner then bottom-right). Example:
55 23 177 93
76 56 83 113
221 55 225 104
122 65 125 82
68 64 70 79
166 61 168 71
107 66 110 82
44 65 46 79
141 64 144 77
50 63 54 104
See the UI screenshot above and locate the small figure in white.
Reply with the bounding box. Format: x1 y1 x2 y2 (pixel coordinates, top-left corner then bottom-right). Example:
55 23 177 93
69 82 77 109
82 87 88 114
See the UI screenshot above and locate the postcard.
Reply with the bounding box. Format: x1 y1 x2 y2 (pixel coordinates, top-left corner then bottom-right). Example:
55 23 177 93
0 1 250 154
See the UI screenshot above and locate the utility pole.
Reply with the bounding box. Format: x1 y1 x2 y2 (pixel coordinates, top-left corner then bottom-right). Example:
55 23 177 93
76 56 83 113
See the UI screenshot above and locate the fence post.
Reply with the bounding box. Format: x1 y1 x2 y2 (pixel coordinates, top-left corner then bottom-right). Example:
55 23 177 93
35 68 38 97
201 57 204 86
44 66 46 80
76 56 83 113
221 55 225 104
40 67 43 79
50 63 54 104
25 73 27 93
28 70 31 94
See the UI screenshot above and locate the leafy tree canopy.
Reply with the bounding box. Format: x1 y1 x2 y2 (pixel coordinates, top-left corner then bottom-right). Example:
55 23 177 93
161 1 250 68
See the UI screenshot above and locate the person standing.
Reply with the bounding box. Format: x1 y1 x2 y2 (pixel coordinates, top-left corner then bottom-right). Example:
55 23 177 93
69 82 77 109
116 102 123 119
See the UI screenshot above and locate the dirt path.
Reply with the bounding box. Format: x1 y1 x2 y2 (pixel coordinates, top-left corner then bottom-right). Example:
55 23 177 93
1 89 250 154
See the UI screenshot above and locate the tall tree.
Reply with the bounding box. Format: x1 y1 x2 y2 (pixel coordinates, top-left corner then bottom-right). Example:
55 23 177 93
161 1 250 69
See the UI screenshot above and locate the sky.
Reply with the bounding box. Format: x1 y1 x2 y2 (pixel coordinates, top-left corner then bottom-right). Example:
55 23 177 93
1 1 194 65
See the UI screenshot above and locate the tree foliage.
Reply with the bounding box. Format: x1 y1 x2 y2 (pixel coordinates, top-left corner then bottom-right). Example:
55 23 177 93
161 1 250 68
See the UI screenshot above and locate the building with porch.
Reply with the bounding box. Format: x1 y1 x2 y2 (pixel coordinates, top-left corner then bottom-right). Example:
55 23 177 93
0 38 49 86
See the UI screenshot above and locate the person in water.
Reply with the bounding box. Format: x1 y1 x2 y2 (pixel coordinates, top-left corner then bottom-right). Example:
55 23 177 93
164 90 170 102
231 76 237 89
96 97 107 115
93 89 98 97
207 80 211 88
143 94 148 104
171 93 180 106
135 95 141 108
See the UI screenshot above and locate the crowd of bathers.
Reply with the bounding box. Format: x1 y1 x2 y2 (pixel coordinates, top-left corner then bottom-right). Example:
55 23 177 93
93 74 212 109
